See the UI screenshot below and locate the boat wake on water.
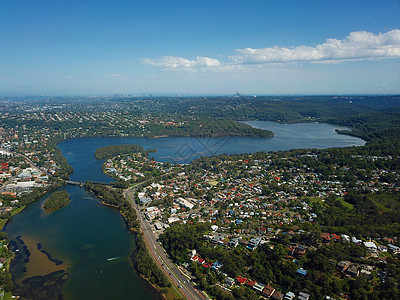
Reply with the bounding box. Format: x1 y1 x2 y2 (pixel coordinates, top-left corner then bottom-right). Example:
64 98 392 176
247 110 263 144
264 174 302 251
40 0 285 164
107 256 121 261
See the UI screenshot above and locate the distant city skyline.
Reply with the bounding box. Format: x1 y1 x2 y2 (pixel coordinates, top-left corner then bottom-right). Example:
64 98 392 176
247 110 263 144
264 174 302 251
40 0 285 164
1 0 400 96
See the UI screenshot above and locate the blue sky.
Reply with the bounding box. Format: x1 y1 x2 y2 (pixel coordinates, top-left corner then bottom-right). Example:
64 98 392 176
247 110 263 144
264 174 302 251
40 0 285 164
1 0 400 96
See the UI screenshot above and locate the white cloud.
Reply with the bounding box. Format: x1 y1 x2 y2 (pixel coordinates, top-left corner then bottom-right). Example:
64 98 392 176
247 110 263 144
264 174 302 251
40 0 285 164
231 29 400 64
143 29 400 70
142 56 221 69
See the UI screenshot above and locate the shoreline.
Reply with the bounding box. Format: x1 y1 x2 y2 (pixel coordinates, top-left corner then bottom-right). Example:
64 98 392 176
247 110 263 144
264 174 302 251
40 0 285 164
85 186 169 299
55 120 366 151
129 237 167 300
43 199 70 212
242 120 367 144
1 121 365 299
1 184 65 298
100 200 141 233
1 182 63 231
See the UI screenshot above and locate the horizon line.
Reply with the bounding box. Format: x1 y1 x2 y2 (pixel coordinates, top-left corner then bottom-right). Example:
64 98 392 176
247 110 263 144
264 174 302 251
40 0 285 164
1 93 400 99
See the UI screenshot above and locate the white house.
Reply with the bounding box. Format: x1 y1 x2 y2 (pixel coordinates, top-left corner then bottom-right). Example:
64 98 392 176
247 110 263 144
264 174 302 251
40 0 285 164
363 241 378 252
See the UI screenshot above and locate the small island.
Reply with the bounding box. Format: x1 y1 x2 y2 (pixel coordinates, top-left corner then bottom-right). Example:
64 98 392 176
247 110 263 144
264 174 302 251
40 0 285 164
43 191 70 210
94 144 149 160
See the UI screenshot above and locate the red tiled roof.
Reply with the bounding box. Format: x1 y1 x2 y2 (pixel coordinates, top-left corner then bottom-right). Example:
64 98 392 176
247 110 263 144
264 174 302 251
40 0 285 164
271 290 284 300
235 276 247 284
320 232 331 240
262 285 276 297
245 280 257 287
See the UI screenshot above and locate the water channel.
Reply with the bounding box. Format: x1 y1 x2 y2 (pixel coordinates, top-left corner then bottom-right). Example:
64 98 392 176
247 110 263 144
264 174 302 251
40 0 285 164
3 122 365 299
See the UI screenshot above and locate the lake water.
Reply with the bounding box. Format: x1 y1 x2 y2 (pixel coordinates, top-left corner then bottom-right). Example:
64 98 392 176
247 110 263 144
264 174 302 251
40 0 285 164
5 185 160 300
4 121 364 299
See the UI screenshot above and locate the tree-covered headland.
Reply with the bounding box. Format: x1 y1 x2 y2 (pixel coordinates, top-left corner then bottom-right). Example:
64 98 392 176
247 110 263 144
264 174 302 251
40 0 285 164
94 144 147 160
43 190 69 210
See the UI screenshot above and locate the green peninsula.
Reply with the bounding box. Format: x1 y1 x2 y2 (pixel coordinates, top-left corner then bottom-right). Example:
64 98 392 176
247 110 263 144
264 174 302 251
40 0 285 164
43 191 70 210
95 144 146 160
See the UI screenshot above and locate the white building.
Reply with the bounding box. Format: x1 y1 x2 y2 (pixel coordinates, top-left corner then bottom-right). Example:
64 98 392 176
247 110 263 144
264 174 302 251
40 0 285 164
168 217 180 224
363 241 378 252
176 197 194 210
352 237 362 244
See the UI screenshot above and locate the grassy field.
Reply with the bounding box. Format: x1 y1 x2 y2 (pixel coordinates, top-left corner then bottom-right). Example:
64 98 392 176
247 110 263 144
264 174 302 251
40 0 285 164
306 197 323 206
207 180 218 186
337 198 354 210
306 197 354 210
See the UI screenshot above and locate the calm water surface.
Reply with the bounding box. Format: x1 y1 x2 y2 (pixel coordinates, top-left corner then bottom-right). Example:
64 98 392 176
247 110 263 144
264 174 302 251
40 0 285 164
5 185 159 300
4 121 364 299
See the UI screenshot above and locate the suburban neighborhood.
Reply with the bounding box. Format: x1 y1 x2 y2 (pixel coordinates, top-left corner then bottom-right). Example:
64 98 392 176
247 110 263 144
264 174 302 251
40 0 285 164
103 147 400 299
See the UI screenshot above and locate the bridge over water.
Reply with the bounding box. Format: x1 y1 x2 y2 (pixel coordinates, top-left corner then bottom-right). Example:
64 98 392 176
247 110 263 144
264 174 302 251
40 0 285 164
65 180 110 187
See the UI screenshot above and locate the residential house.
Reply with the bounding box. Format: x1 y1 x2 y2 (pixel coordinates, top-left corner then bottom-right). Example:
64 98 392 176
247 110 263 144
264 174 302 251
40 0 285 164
284 291 296 300
145 206 160 220
271 290 284 300
188 249 196 258
294 245 307 258
229 237 240 248
331 234 341 242
363 241 378 253
225 277 235 287
388 244 400 254
168 216 180 224
245 280 257 288
341 234 350 242
218 239 229 247
360 269 372 280
296 268 307 277
346 265 359 278
0 207 12 214
259 227 267 235
138 191 153 203
337 261 351 272
378 245 388 252
352 237 362 244
247 237 261 250
235 276 247 285
320 232 331 243
154 222 163 231
298 291 310 300
211 261 223 271
253 282 266 293
262 285 276 298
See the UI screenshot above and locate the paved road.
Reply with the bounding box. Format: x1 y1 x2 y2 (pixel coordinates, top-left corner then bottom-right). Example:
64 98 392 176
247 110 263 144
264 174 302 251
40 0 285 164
125 189 206 300
13 150 52 177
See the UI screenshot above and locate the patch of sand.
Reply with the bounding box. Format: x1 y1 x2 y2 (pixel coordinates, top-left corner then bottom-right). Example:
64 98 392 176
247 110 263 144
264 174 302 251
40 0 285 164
22 236 68 278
